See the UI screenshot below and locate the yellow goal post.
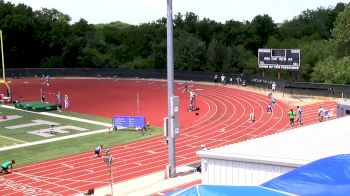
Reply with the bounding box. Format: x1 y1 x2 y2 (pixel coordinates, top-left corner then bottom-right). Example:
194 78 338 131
0 30 10 90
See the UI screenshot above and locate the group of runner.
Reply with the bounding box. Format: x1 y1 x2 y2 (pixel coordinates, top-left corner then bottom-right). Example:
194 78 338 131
214 74 246 86
288 104 328 128
40 90 70 111
287 106 303 128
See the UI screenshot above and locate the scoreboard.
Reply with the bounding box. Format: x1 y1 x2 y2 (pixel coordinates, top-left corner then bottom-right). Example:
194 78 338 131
258 49 300 70
113 116 145 128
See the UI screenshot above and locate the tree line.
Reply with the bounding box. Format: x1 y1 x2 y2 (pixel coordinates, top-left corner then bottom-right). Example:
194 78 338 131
0 1 349 84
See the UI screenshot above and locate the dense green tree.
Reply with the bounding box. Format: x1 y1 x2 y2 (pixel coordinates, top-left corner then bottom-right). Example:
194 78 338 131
311 57 350 84
0 0 348 83
250 14 278 48
311 4 350 83
206 39 225 71
174 32 206 71
331 5 350 58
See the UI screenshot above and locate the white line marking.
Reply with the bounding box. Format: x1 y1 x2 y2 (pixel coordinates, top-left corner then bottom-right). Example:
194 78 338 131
133 162 142 166
0 135 26 143
59 163 74 169
147 150 158 154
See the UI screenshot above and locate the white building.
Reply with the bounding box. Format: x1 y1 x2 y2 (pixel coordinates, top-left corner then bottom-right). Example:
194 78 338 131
197 116 350 186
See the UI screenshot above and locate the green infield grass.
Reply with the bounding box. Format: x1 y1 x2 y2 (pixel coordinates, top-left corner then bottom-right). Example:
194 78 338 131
0 107 107 142
50 110 113 124
0 106 163 166
0 126 162 166
0 135 26 146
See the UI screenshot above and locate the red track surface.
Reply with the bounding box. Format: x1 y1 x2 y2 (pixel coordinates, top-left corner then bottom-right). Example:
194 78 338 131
0 78 336 195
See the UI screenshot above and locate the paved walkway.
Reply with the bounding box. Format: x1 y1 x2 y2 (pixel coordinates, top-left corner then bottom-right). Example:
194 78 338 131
0 105 112 152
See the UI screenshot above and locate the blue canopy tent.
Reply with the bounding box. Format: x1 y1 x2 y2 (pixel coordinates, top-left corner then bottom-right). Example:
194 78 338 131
166 185 293 196
262 154 350 196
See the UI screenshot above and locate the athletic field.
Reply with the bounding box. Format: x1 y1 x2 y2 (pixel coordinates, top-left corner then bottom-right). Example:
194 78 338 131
0 78 336 195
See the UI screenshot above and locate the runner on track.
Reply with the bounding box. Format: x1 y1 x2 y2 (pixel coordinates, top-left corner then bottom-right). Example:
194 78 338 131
182 82 189 94
267 103 273 113
249 111 255 123
0 160 15 174
288 109 295 127
94 145 103 157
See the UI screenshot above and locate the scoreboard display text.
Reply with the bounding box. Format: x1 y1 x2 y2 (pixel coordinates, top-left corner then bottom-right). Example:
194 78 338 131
113 116 145 128
258 49 300 70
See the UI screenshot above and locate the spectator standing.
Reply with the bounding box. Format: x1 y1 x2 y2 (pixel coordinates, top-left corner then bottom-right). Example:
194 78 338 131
64 94 69 109
296 106 303 125
40 88 45 102
45 75 51 86
272 82 276 93
7 88 12 102
221 74 226 85
42 93 46 102
288 109 295 127
57 92 61 107
236 76 241 86
56 92 62 112
214 74 218 85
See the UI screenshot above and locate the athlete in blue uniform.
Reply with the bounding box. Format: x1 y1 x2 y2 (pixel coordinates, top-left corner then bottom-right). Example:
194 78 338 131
95 145 103 157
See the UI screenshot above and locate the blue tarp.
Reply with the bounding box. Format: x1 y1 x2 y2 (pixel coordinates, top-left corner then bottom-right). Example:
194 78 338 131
166 185 292 196
262 154 350 196
168 154 350 196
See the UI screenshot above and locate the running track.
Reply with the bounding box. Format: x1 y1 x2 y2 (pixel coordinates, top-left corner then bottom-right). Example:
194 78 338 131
0 78 336 195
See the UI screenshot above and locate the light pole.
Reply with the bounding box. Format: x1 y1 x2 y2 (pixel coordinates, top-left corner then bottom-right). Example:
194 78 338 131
104 149 114 196
166 0 177 178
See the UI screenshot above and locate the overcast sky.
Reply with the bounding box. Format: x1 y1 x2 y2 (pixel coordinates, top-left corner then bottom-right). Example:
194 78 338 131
6 0 349 25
